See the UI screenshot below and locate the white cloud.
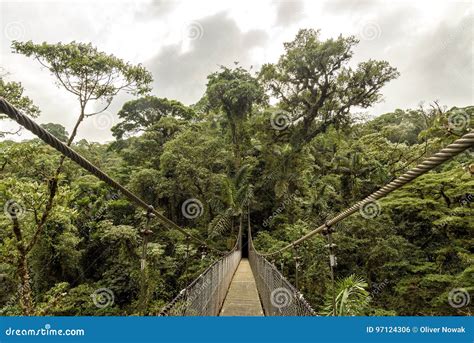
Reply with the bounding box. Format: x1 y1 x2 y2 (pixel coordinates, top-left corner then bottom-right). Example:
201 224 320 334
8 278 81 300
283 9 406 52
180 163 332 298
0 0 472 142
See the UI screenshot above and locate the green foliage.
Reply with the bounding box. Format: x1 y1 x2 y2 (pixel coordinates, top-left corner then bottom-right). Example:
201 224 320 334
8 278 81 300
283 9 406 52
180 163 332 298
40 123 69 142
112 96 194 139
322 274 370 316
0 76 40 120
39 283 121 316
1 29 472 317
206 66 267 168
0 75 40 137
207 66 266 119
259 28 399 147
12 41 152 103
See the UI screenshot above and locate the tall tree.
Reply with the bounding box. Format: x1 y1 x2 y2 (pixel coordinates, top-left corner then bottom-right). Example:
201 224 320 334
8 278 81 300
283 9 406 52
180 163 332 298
206 66 266 169
111 96 195 140
259 29 399 150
0 74 40 137
12 41 152 145
40 123 69 142
322 274 370 316
9 41 152 314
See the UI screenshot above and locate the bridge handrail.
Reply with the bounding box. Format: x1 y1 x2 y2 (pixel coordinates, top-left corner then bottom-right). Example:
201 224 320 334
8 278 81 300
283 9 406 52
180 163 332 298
159 225 242 316
248 214 316 316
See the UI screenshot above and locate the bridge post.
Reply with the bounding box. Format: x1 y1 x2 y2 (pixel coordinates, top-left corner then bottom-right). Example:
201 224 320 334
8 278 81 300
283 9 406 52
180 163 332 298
293 247 301 289
182 236 191 288
323 224 337 316
139 207 155 315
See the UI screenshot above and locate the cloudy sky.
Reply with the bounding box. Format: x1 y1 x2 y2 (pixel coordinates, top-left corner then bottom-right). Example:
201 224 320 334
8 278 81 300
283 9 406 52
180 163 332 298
0 0 472 142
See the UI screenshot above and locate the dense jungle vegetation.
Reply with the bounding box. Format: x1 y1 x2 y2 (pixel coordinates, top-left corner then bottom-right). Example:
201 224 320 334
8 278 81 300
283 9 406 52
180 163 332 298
1 29 472 316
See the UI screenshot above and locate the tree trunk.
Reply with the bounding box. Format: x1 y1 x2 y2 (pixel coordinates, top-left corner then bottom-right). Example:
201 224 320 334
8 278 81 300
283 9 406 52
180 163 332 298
12 218 34 315
26 107 86 253
14 107 87 315
17 251 34 315
229 119 241 170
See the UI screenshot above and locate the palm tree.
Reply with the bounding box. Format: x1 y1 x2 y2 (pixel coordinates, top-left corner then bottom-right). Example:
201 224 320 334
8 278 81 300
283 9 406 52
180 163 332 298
333 151 371 200
322 274 370 316
208 165 253 240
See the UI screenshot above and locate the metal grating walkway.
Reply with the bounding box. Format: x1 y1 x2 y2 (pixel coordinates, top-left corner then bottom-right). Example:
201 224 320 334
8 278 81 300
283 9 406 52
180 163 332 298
219 259 264 316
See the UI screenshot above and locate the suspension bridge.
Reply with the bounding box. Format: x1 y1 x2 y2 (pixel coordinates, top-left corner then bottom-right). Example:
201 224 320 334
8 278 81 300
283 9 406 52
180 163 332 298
1 97 472 316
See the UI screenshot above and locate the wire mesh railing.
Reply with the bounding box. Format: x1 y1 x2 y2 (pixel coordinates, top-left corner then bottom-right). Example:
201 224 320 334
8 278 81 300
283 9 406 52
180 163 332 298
248 220 316 316
159 226 242 316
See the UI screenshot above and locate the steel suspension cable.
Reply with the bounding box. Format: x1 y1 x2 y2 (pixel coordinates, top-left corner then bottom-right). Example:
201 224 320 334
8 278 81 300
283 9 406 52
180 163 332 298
258 130 474 257
0 97 224 254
